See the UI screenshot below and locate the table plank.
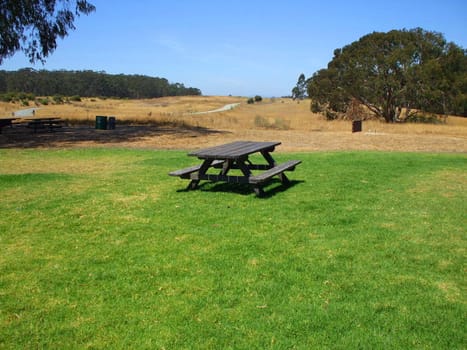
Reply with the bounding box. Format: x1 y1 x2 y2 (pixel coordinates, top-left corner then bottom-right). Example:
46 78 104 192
189 141 281 159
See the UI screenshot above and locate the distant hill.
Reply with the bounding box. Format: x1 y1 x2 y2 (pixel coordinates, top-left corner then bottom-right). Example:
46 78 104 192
0 68 201 99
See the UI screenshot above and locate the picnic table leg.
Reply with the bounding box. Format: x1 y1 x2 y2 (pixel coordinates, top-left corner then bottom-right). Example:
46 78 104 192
187 180 200 190
256 150 290 195
253 186 265 197
261 150 276 167
188 159 214 190
220 159 232 176
236 158 252 177
237 158 265 194
278 172 290 184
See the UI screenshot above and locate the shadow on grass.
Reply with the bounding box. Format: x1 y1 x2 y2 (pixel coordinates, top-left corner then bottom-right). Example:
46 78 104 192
177 179 304 198
0 173 72 184
0 123 228 149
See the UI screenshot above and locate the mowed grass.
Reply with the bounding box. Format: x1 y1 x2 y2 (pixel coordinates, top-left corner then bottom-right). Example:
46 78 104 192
0 148 465 349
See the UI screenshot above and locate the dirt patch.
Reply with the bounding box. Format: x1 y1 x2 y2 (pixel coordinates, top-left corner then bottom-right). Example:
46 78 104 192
1 124 465 153
1 96 466 152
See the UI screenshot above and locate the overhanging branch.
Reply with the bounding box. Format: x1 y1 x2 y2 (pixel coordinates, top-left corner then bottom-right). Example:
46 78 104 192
354 95 383 119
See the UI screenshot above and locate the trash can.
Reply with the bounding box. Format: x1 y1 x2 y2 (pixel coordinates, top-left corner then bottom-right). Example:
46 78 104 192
95 116 107 130
352 120 362 133
107 116 116 130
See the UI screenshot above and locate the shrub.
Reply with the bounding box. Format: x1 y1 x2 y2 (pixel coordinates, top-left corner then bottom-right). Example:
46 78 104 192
405 113 445 124
247 98 255 104
254 115 290 130
254 115 270 127
325 109 339 120
311 100 321 113
0 92 16 102
70 95 82 102
37 97 50 105
18 92 35 101
53 95 64 104
0 92 35 103
273 117 290 130
254 95 262 102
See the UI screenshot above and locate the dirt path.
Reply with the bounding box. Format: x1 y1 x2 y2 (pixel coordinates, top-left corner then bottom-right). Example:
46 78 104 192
188 103 240 115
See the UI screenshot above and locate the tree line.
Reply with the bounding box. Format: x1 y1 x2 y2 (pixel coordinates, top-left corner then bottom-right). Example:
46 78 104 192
0 68 202 99
298 28 466 122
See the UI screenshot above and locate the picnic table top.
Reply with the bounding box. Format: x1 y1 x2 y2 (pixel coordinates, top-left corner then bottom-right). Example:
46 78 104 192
0 116 60 121
24 116 62 121
189 141 281 160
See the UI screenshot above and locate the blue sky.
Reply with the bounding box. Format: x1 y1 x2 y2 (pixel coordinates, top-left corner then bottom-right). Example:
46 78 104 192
1 0 466 97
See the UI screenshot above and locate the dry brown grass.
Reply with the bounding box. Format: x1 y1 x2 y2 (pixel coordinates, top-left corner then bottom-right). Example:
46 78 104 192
1 96 466 152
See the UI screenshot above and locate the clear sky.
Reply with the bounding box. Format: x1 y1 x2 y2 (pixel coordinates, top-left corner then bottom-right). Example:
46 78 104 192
1 0 466 97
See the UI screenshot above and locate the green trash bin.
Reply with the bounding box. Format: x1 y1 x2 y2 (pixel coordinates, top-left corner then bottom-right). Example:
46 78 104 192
96 116 107 130
108 116 116 130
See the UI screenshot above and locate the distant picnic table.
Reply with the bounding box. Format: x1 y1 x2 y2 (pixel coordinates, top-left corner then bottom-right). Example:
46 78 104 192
0 117 16 133
0 116 64 133
23 117 64 132
169 141 301 196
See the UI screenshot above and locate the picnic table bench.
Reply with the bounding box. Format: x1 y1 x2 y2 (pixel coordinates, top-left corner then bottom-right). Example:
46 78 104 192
169 141 301 196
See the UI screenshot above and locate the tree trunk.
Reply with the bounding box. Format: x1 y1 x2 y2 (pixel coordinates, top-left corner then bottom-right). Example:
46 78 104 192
382 91 397 123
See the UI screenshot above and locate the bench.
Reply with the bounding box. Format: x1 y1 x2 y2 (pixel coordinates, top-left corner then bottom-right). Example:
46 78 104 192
249 159 301 196
249 160 301 184
169 159 225 178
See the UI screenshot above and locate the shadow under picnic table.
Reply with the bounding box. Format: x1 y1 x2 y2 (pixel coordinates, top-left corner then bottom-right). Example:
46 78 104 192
178 179 304 198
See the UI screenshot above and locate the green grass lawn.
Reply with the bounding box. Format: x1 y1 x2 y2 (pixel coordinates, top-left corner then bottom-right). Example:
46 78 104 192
0 148 465 349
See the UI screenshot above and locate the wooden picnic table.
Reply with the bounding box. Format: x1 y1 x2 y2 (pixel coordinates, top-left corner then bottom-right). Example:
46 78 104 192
169 141 301 196
0 117 15 133
24 117 64 132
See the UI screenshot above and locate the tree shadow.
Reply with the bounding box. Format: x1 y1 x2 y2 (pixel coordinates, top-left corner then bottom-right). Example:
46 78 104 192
0 123 229 149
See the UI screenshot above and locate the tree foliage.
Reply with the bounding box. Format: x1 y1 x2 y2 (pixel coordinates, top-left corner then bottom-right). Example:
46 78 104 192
308 28 467 122
291 73 308 100
0 0 95 64
0 69 202 98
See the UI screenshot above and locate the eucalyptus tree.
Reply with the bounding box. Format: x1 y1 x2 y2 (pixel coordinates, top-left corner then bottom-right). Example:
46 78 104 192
0 0 95 64
292 73 308 100
308 28 466 122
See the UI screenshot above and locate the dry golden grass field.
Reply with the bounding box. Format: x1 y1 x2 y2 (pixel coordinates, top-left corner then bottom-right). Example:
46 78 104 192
1 95 466 152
